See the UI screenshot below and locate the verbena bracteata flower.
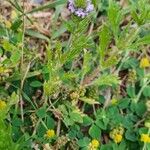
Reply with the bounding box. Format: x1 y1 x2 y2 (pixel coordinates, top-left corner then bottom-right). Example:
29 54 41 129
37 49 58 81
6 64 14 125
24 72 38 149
68 0 94 18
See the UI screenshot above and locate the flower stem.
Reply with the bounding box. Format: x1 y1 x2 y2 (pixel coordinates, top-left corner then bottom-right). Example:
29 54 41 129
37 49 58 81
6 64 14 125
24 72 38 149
135 78 150 103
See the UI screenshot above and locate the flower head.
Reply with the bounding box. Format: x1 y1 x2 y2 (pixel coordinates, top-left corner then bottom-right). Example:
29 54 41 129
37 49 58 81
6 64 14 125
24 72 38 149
67 0 94 18
140 134 150 143
44 129 55 138
140 57 150 68
109 126 124 142
111 98 118 105
89 139 100 150
70 91 80 100
0 100 6 110
113 134 123 143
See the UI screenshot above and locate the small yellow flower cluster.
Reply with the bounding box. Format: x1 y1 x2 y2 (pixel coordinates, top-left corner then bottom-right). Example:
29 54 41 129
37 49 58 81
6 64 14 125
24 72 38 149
89 139 100 150
70 91 80 100
110 126 124 144
140 57 150 68
0 100 6 110
111 98 118 105
0 66 12 74
70 86 86 101
140 134 150 143
44 129 55 139
113 134 123 143
128 69 137 84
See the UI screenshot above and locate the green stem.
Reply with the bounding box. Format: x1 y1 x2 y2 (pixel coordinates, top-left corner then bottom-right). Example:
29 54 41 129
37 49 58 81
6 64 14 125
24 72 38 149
116 52 129 74
40 119 48 130
19 0 25 122
135 78 150 103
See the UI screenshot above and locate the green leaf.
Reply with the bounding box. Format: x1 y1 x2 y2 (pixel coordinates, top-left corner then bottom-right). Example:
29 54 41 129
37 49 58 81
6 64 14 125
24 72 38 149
108 0 123 38
130 0 150 25
123 58 138 69
9 92 19 106
30 81 43 88
125 130 137 142
70 112 83 124
137 34 150 45
26 0 67 14
94 74 120 86
80 97 99 105
135 102 146 117
89 124 101 139
2 40 15 51
10 51 21 64
77 137 90 147
36 106 47 118
95 118 109 130
46 116 55 129
100 144 113 150
82 51 92 77
143 86 150 97
118 98 130 109
62 36 90 63
122 116 134 129
101 55 118 69
126 85 136 98
12 118 23 127
22 92 36 109
52 24 67 39
11 19 22 31
99 24 111 60
118 141 127 150
83 116 93 126
25 29 49 41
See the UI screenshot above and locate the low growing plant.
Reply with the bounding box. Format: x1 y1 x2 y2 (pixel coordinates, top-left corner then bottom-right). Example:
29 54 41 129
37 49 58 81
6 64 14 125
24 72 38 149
0 0 150 149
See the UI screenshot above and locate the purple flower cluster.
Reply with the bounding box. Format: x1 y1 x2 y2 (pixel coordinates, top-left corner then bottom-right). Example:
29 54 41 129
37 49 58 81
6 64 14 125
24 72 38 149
68 0 94 18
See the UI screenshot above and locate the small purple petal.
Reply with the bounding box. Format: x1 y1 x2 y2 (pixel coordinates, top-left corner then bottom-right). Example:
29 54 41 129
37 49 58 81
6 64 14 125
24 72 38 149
67 0 94 18
68 3 75 13
86 3 94 12
75 9 87 18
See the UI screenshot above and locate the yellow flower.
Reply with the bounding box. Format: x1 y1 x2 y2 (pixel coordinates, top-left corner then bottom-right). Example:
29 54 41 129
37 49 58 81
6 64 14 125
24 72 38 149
91 139 100 149
0 100 6 110
70 91 79 100
44 129 55 138
140 57 150 68
0 66 11 74
111 99 118 105
113 134 123 143
140 134 150 143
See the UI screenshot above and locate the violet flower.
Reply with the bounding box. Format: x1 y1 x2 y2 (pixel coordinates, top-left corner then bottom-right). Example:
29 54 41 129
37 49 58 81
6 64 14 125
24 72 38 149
67 0 94 18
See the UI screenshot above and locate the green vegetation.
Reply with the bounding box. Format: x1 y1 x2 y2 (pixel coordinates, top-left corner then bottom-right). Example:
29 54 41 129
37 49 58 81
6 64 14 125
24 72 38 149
0 0 150 149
